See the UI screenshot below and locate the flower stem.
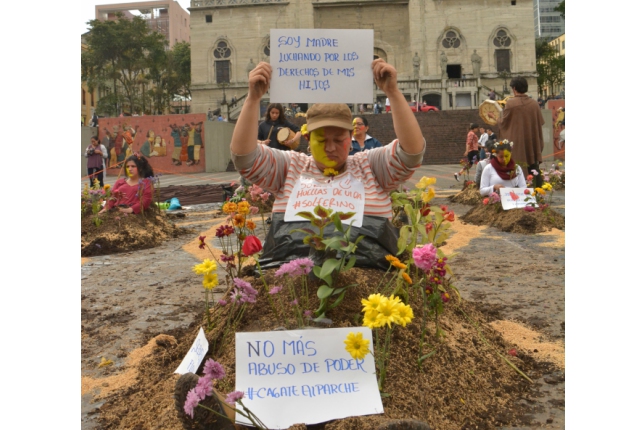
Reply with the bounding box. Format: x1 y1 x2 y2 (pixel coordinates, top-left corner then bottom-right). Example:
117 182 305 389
255 258 279 319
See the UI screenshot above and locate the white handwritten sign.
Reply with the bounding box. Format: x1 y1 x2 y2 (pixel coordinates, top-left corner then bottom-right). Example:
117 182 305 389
235 328 382 429
270 29 374 103
499 187 537 210
284 174 365 227
174 327 208 374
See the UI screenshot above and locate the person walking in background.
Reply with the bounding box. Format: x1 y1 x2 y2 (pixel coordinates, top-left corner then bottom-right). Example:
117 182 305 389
385 97 390 113
85 136 108 187
478 126 488 160
489 89 496 101
487 77 545 188
454 123 480 181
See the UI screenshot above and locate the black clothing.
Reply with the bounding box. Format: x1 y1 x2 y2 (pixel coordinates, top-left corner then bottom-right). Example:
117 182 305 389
257 119 301 151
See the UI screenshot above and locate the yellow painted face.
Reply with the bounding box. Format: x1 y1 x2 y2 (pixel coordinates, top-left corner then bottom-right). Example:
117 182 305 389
352 118 358 135
306 126 336 168
503 149 511 165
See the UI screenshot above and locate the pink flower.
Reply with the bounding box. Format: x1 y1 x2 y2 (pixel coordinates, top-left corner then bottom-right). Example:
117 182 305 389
217 299 228 306
260 192 271 201
203 359 226 380
523 206 536 212
489 192 500 204
531 169 539 176
225 391 244 405
413 244 438 272
269 286 283 294
290 299 299 306
304 310 313 318
184 389 200 418
194 377 213 399
249 206 259 215
508 348 517 357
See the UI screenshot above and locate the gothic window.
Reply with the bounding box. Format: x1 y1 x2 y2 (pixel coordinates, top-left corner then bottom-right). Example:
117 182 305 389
214 41 231 59
442 30 461 49
263 38 270 57
493 29 512 48
373 47 387 62
214 40 232 83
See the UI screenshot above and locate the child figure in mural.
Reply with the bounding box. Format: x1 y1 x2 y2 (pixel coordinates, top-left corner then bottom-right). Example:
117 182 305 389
170 123 182 165
122 124 138 159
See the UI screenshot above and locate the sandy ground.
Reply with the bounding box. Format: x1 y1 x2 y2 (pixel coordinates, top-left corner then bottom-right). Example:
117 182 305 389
81 198 565 429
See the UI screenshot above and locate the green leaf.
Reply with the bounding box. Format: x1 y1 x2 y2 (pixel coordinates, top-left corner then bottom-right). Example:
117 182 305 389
331 213 344 233
344 256 357 271
397 225 410 255
314 205 332 218
290 228 316 236
311 218 324 228
418 350 436 365
338 212 356 220
328 290 348 309
313 265 323 278
295 211 316 221
317 285 334 299
403 203 415 223
354 235 365 246
319 258 341 279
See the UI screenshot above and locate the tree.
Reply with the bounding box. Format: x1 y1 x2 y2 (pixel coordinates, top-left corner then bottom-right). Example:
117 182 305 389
82 13 168 115
554 1 565 19
535 39 565 96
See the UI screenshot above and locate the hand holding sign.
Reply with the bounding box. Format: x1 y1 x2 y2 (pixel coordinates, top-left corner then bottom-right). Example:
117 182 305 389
372 58 399 94
248 62 272 101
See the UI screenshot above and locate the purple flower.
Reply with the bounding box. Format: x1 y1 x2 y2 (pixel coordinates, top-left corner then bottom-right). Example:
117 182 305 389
269 286 283 295
230 288 245 303
220 254 235 263
203 359 226 380
413 244 438 272
233 278 258 302
523 206 536 212
275 258 315 278
217 299 228 306
290 299 299 306
304 310 313 318
489 192 500 204
194 377 213 399
293 257 314 275
184 389 200 418
225 390 244 405
531 169 539 176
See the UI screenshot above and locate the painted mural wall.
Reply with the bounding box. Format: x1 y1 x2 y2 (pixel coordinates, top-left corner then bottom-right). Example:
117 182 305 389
97 113 207 177
546 100 565 161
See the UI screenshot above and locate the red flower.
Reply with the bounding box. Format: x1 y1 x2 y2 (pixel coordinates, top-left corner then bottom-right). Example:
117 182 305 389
526 175 533 181
420 205 431 216
198 236 206 249
524 189 530 195
508 348 517 357
483 198 489 205
523 206 536 212
242 235 263 256
444 211 455 222
440 205 448 212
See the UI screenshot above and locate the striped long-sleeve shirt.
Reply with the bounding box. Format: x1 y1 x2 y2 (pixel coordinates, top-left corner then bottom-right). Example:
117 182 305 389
232 139 425 219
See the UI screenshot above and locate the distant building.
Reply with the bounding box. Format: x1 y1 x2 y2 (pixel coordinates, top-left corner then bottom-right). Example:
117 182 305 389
533 0 565 40
95 0 190 48
189 0 538 116
81 32 98 125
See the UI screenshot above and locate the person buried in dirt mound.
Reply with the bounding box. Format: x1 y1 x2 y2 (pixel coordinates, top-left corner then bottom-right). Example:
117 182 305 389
100 154 155 215
479 140 527 197
230 59 425 270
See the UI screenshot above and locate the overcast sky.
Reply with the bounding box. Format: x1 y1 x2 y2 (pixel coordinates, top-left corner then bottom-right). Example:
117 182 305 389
81 0 191 35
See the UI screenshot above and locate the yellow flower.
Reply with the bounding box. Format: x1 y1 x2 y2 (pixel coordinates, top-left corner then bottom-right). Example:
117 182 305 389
237 201 250 214
361 293 384 313
391 261 407 270
363 311 381 329
222 202 238 214
323 167 339 177
104 184 111 191
402 272 413 285
246 220 256 230
416 176 437 189
542 182 553 191
534 187 546 195
375 296 401 328
203 273 219 290
558 162 563 167
395 303 415 327
421 188 435 203
343 332 370 360
193 259 217 275
385 255 400 264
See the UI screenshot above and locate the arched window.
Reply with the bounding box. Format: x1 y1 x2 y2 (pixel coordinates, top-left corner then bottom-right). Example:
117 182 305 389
442 30 461 49
263 38 270 58
213 40 231 83
492 28 513 72
373 47 387 62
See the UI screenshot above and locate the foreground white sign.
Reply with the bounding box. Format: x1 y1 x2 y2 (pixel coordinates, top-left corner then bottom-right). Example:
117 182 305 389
269 29 374 103
174 327 208 374
499 187 537 210
235 327 382 428
284 174 365 227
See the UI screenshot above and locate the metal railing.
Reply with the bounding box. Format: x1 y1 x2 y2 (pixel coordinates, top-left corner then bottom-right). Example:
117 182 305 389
192 0 286 7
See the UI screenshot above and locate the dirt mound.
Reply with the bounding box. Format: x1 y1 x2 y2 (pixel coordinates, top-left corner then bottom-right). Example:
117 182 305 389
449 187 482 205
461 204 564 234
96 267 558 430
81 209 192 256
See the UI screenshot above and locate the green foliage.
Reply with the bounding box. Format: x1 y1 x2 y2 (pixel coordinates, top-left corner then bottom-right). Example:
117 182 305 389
82 13 190 115
535 39 565 96
554 1 565 19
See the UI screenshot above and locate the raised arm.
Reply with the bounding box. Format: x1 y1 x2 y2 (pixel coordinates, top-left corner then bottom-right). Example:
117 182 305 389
372 59 424 154
230 62 272 155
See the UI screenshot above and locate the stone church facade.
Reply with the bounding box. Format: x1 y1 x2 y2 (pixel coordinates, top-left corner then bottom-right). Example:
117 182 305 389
189 0 537 115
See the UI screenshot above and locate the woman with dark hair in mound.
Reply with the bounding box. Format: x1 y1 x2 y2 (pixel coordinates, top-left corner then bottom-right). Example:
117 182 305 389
479 140 526 196
257 103 301 151
100 154 155 214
